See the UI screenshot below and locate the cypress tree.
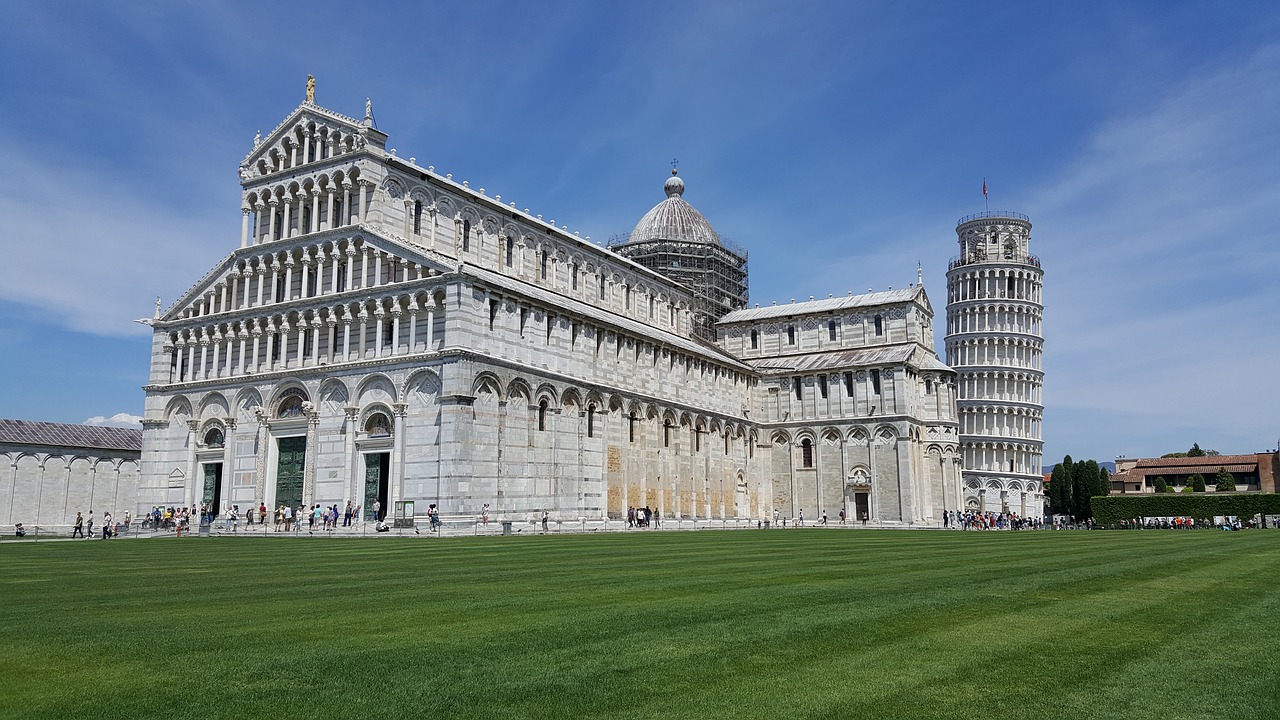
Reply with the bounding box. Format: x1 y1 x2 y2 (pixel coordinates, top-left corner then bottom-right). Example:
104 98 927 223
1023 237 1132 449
1098 466 1111 497
1050 456 1073 515
1189 473 1206 492
1187 443 1206 457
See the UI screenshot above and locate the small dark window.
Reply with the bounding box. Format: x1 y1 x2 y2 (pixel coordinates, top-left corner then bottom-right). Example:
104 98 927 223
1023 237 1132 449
925 378 934 394
462 219 471 252
519 308 528 336
599 275 606 300
819 375 828 399
801 439 813 468
538 400 548 431
336 263 346 292
541 252 549 280
383 321 393 347
751 329 758 349
413 201 422 234
828 320 837 341
787 325 795 345
546 313 554 343
571 264 578 290
795 379 802 400
489 298 499 331
663 421 672 448
844 372 854 397
587 405 596 438
629 412 637 443
874 314 883 336
871 369 882 394
505 237 514 267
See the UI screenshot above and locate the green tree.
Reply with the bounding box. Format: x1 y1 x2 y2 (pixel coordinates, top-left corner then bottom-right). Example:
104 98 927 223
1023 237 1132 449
1098 467 1111 497
1050 456 1074 515
1153 476 1168 493
1161 452 1188 459
1189 473 1206 492
1214 467 1235 492
1071 460 1101 521
1187 443 1206 457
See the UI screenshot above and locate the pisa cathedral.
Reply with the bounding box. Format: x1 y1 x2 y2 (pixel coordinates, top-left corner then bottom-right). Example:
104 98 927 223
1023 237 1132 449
137 92 1042 527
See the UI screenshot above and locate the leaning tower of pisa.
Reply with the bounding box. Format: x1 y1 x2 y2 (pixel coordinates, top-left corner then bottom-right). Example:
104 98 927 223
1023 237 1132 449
944 212 1045 517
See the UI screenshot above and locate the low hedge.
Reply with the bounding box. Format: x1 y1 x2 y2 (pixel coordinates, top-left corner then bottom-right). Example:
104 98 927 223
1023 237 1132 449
1091 493 1280 526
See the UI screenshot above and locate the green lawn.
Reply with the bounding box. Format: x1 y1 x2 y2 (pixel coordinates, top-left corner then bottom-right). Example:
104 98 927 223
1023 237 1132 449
2 530 1277 719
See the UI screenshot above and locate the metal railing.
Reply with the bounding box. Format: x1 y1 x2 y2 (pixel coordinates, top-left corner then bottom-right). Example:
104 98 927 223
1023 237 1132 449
957 210 1031 225
949 253 1040 270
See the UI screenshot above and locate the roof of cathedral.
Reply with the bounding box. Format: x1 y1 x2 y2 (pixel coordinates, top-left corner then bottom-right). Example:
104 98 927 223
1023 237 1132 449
622 170 723 247
746 344 952 374
717 287 925 324
0 419 142 453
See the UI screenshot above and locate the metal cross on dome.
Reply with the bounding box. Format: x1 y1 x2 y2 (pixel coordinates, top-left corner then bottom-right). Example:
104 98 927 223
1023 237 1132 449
671 158 679 173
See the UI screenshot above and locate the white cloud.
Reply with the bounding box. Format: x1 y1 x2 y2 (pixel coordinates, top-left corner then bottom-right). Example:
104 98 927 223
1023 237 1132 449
0 143 233 337
83 413 143 428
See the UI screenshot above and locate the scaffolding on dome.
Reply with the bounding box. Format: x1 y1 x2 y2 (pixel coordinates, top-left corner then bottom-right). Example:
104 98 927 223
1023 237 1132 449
608 233 749 344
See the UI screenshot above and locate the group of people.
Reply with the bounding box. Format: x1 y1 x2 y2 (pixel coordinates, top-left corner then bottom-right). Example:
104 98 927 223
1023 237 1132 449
944 510 1042 530
626 506 660 528
70 509 131 539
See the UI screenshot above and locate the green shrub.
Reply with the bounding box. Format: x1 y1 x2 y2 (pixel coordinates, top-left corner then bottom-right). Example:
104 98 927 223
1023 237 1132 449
1214 468 1235 492
1092 494 1280 526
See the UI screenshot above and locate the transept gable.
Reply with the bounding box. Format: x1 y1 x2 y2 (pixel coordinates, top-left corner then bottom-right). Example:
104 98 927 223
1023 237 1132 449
158 226 455 324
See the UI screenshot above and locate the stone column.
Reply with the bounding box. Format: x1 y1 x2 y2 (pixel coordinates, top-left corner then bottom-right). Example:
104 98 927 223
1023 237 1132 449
187 338 197 382
255 203 267 244
300 253 311 299
374 305 386 357
390 403 407 511
343 406 359 505
185 419 199 509
250 322 262 374
310 191 320 234
341 182 352 227
425 299 436 350
357 307 368 359
282 195 294 239
310 315 322 364
341 311 352 361
255 265 266 307
325 188 336 231
241 207 251 248
253 408 269 504
174 338 187 381
303 404 319 505
390 304 402 355
344 247 356 290
325 315 337 364
403 198 413 239
198 332 210 380
265 321 277 371
236 326 248 375
407 301 419 353
282 258 294 303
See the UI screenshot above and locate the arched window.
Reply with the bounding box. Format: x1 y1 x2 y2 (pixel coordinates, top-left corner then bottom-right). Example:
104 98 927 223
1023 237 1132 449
538 399 548 431
203 427 225 448
462 219 471 251
364 412 391 437
874 314 884 336
750 329 758 349
586 405 596 438
628 412 638 443
801 438 814 468
505 236 514 267
828 320 837 341
413 201 422 234
663 420 672 447
787 325 795 345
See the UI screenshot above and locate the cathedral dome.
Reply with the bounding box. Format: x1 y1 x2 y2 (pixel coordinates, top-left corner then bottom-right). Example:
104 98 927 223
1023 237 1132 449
626 170 721 246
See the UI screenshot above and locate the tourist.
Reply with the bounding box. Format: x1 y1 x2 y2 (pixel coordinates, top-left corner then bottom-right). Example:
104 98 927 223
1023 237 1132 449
373 499 382 522
627 507 635 528
820 513 827 526
72 512 84 538
542 510 549 532
839 508 846 525
282 504 292 532
653 508 660 529
798 509 804 527
482 503 489 526
259 502 267 525
102 511 113 539
87 510 95 537
123 511 131 533
343 500 353 527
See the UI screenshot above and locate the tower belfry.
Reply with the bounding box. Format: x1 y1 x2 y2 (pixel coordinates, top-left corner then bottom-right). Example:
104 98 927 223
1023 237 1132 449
944 211 1045 516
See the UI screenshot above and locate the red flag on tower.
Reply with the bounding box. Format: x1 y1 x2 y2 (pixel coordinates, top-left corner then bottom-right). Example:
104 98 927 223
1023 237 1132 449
982 179 988 199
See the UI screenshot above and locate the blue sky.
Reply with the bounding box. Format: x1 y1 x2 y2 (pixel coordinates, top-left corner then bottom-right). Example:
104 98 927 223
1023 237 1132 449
1 0 1277 463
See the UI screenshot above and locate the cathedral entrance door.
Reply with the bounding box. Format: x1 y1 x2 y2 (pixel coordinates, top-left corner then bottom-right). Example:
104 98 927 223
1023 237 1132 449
202 463 223 516
364 453 390 521
854 492 870 523
275 437 306 511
